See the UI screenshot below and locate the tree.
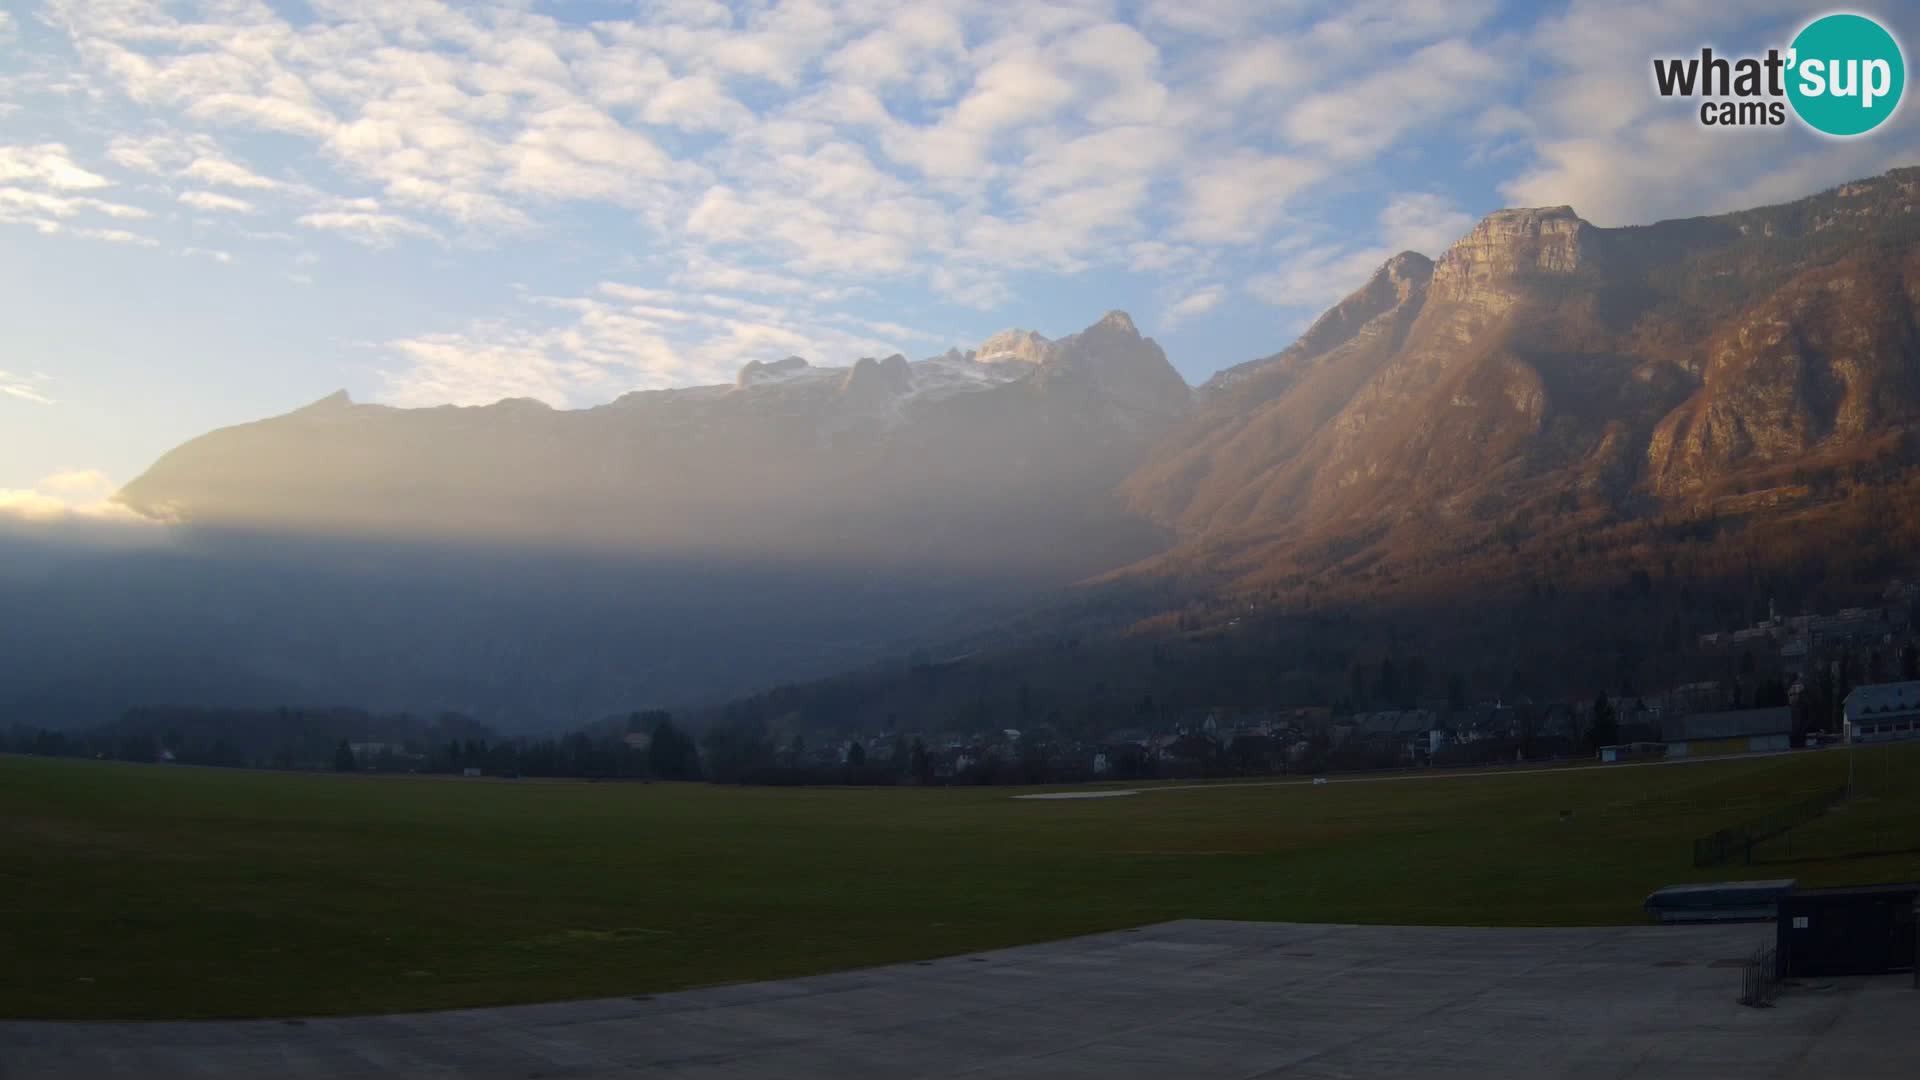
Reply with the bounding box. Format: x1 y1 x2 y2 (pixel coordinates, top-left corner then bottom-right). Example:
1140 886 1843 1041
648 716 698 780
333 739 357 772
1588 693 1618 752
1754 679 1789 708
846 740 866 767
909 738 930 784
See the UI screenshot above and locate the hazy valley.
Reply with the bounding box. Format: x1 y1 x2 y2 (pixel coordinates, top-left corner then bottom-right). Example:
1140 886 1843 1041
10 168 1920 731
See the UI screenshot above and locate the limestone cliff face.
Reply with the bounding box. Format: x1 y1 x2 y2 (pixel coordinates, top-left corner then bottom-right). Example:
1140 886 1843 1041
1126 254 1432 529
1132 205 1604 534
1428 206 1586 309
1648 249 1920 494
1125 167 1920 574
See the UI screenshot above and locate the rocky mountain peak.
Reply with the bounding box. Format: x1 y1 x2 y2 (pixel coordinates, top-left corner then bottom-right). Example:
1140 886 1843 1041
295 389 355 413
1038 311 1192 427
1053 310 1150 360
735 355 812 387
974 329 1053 365
839 353 914 403
1381 250 1435 288
1431 206 1588 303
1201 251 1434 398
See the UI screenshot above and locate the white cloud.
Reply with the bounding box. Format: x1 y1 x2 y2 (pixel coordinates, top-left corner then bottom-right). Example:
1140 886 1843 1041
1284 38 1507 161
0 141 160 248
1162 284 1225 329
181 155 280 190
0 186 147 220
1491 0 1912 227
1377 193 1474 256
0 144 111 190
108 134 196 174
379 280 910 407
181 245 233 263
640 74 755 132
1176 154 1327 244
1502 125 1910 226
38 468 111 495
43 0 1544 323
1242 193 1475 313
1211 37 1317 105
1126 240 1204 273
824 4 967 92
1247 244 1395 311
30 0 1906 406
0 469 151 525
73 226 158 247
297 209 441 246
179 189 254 213
884 50 1080 179
0 370 55 405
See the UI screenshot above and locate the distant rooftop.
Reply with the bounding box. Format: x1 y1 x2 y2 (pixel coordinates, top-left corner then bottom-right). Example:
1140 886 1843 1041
1844 680 1920 716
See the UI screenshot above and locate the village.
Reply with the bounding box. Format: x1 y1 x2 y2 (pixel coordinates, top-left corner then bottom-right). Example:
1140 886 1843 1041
767 581 1920 785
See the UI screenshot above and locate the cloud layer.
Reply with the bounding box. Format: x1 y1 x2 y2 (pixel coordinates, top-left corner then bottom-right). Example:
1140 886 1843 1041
0 467 148 523
2 0 1915 408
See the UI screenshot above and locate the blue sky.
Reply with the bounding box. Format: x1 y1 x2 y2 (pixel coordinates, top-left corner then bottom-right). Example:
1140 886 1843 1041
2 0 1916 518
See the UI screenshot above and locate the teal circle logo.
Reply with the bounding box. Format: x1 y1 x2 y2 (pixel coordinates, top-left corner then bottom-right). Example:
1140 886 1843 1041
1787 13 1905 136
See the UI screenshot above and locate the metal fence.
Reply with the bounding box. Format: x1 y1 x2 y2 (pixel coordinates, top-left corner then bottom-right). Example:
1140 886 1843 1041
1692 786 1849 867
1738 945 1780 1007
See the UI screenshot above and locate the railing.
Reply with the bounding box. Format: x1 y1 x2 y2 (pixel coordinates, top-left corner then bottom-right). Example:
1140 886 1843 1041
1738 945 1779 1007
1692 785 1849 867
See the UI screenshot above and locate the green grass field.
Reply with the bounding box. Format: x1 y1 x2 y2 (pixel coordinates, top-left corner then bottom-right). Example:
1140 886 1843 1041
5 747 1918 1021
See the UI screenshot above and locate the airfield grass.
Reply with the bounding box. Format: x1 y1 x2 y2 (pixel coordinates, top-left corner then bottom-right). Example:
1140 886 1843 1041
5 747 1920 1020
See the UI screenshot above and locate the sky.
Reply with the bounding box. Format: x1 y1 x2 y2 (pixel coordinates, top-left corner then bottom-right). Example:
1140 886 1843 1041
2 0 1917 517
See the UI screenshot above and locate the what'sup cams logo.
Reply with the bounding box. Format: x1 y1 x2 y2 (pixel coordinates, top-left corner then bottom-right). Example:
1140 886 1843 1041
1653 12 1905 135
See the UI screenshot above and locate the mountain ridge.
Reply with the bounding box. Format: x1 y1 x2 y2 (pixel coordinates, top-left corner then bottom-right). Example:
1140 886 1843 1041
1124 166 1920 571
24 166 1920 727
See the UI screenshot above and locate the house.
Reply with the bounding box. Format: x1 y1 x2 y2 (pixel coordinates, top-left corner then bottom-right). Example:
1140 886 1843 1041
1807 610 1890 645
1780 637 1810 675
1613 700 1661 743
1662 706 1793 757
1843 681 1920 745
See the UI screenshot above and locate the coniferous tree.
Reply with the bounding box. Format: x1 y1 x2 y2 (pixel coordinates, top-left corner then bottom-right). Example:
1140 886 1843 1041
1589 693 1618 751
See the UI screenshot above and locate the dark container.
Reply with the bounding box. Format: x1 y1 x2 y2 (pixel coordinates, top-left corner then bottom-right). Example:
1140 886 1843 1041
1776 883 1920 978
1644 879 1798 923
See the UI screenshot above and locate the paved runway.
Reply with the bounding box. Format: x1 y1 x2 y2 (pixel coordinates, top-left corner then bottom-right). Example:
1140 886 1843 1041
4 920 1914 1078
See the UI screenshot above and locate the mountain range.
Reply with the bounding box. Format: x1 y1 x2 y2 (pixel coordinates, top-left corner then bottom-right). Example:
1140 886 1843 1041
8 167 1920 727
1126 167 1920 599
117 309 1187 577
